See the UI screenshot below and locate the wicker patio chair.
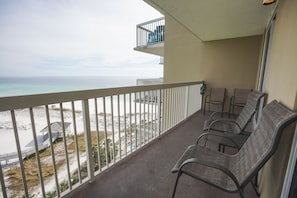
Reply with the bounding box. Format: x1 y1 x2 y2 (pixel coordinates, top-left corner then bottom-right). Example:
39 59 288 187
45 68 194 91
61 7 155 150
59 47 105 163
203 91 265 151
228 88 252 118
171 100 297 198
203 88 226 117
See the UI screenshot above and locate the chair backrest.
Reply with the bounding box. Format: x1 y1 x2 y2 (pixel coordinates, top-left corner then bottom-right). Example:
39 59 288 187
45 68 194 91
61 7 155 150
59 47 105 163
234 100 297 186
235 91 265 130
233 88 252 105
210 88 226 102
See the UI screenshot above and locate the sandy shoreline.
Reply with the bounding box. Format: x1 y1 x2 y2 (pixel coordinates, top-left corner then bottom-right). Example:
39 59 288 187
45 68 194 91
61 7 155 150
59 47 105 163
0 99 154 160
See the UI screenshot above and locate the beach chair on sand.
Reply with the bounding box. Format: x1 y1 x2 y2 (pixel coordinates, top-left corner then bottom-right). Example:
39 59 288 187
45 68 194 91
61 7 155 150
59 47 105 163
203 91 265 151
171 100 297 198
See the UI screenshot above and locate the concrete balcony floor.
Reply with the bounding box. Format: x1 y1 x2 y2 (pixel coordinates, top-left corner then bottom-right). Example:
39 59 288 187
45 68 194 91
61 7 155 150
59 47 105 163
64 111 257 198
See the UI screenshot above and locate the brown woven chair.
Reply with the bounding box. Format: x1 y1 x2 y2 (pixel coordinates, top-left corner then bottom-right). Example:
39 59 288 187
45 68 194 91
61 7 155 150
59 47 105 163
171 100 297 198
228 88 252 118
203 88 226 117
203 91 265 151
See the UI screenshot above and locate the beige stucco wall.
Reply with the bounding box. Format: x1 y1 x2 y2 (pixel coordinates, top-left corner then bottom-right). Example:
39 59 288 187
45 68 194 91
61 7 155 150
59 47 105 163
163 16 262 112
163 1 297 196
259 0 297 197
163 16 203 83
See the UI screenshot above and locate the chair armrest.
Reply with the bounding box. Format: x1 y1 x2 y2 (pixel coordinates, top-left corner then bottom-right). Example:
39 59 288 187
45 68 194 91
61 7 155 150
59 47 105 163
196 132 240 150
208 119 242 134
177 157 243 195
208 111 221 120
203 111 222 131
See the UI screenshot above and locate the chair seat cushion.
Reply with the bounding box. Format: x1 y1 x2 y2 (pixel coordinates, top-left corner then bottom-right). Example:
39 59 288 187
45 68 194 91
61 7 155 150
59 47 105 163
172 144 238 192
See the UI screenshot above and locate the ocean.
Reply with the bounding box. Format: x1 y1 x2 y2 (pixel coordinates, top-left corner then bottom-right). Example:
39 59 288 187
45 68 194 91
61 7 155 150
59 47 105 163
0 76 138 97
0 75 152 156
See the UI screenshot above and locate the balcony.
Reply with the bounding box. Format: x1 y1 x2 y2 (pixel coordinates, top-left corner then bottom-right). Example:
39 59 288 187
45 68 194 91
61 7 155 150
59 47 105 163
63 110 257 198
134 17 165 56
0 81 207 198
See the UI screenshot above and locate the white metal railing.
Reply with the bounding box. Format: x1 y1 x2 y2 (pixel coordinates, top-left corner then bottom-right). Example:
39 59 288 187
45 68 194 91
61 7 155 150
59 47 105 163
0 81 203 198
136 17 165 47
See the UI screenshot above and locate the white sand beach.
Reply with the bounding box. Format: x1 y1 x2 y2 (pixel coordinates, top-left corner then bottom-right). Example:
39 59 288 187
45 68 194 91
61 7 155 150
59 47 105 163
0 97 140 156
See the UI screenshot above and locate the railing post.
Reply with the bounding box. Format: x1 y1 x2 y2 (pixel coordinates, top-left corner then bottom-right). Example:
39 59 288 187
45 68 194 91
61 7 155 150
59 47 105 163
82 99 95 183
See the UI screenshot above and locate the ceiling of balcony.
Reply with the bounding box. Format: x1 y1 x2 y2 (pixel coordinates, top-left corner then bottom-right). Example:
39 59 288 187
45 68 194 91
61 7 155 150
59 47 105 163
144 0 276 41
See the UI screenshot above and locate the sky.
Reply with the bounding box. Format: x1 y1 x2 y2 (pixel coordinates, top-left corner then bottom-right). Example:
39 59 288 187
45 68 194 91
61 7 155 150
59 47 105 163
0 0 163 77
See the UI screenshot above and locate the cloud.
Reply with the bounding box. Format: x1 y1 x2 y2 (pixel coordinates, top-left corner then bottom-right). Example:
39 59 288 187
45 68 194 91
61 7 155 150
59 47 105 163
0 0 163 77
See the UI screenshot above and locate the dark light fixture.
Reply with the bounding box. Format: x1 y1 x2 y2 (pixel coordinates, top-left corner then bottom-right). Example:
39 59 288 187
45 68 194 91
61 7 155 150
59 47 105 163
263 0 276 5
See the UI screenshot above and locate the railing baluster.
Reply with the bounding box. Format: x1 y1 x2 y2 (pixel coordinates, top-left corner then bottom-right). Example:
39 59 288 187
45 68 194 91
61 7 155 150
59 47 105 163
185 86 189 119
172 88 175 126
117 95 121 159
0 160 7 198
144 91 147 143
173 88 176 125
111 96 116 163
94 98 101 172
82 100 95 183
45 105 60 196
60 103 72 190
139 92 142 146
179 87 186 120
148 91 151 140
155 89 159 136
134 92 137 149
165 88 169 130
174 88 178 125
176 87 179 123
71 101 82 184
129 93 133 152
151 90 154 139
103 97 109 168
177 88 180 122
29 107 46 197
124 94 127 156
167 89 170 130
11 110 29 198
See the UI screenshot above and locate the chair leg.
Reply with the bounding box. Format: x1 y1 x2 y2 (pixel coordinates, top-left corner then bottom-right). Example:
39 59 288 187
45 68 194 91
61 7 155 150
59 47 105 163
250 180 260 197
172 171 182 198
218 143 225 152
238 188 244 198
251 172 260 196
231 104 234 116
203 101 206 115
221 103 224 117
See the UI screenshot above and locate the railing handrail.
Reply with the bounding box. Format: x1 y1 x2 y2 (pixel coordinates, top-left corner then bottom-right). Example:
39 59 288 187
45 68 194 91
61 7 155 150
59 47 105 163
0 80 204 198
136 17 165 27
0 81 203 111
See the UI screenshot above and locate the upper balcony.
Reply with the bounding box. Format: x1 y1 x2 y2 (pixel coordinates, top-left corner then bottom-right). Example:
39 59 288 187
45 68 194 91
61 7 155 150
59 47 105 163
134 17 165 56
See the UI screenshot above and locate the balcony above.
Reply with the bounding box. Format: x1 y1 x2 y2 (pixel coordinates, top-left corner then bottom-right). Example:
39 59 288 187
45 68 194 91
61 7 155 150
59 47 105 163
134 17 164 56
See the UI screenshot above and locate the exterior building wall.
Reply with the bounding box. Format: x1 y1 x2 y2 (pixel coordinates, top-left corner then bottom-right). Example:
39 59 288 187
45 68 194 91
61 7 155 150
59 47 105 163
163 15 262 112
259 0 297 197
161 0 297 196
